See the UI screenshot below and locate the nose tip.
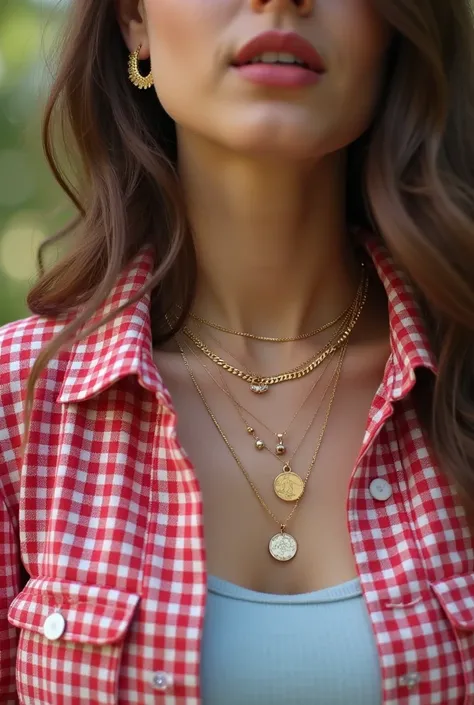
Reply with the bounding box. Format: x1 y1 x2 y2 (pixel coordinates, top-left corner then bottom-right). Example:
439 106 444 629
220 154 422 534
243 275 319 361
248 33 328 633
250 0 313 15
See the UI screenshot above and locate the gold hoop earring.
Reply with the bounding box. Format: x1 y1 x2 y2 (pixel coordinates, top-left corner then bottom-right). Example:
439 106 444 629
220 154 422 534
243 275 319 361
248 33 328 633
128 46 154 90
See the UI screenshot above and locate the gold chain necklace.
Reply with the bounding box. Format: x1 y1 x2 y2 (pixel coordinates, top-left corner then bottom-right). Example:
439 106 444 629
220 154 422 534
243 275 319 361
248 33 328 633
175 266 363 392
196 316 345 393
182 335 342 503
183 266 367 393
181 333 333 456
184 296 353 342
178 338 346 561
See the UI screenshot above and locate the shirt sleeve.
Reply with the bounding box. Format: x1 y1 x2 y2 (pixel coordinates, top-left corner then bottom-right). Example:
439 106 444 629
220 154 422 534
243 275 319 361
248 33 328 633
0 491 20 704
0 321 26 704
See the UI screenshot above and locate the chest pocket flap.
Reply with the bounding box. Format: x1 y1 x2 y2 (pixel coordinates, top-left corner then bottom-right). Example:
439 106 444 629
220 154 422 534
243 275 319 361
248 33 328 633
8 576 140 644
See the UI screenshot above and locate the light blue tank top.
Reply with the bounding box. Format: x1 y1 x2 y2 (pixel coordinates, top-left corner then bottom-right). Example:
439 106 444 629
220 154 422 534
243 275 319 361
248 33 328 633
201 576 382 705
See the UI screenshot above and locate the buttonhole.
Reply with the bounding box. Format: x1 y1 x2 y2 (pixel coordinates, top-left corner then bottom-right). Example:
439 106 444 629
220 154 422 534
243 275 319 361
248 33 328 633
384 596 423 609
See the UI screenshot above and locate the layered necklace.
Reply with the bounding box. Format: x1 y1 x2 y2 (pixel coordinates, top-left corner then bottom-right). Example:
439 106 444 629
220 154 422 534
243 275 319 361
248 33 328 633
182 263 368 394
178 338 347 562
172 264 368 562
181 336 338 502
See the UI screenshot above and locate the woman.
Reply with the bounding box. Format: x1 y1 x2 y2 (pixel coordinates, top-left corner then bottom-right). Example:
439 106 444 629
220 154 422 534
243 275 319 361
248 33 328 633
1 0 474 703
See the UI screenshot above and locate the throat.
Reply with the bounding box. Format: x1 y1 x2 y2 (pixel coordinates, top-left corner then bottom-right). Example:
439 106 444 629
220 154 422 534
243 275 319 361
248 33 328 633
192 258 361 343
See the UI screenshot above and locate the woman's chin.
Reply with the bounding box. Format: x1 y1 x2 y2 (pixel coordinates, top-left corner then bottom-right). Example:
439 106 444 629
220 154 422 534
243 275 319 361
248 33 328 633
218 120 325 161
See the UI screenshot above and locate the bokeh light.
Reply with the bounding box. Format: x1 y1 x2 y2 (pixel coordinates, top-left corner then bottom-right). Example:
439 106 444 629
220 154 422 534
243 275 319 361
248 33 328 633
0 0 69 323
0 212 46 282
0 7 41 72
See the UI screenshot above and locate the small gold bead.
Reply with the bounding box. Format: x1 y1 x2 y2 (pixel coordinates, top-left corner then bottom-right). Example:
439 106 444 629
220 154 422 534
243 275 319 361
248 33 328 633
247 427 254 434
255 439 265 450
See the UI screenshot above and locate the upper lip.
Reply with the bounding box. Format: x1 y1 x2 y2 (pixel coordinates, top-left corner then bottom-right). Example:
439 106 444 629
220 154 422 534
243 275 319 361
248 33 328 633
232 31 325 73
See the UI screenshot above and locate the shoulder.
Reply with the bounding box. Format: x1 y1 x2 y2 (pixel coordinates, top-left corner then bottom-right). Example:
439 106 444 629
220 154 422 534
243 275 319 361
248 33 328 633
0 314 71 469
0 314 70 391
0 314 74 510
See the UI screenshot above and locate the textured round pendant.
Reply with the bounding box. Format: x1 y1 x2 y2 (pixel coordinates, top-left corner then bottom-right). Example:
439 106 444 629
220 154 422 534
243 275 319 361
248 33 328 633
273 466 305 502
269 532 298 562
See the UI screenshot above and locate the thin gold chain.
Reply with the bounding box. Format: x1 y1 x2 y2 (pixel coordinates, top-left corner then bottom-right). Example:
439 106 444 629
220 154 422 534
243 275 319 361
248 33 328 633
178 338 346 530
183 272 362 380
184 296 353 342
174 266 363 383
180 335 340 465
182 269 367 387
195 303 350 380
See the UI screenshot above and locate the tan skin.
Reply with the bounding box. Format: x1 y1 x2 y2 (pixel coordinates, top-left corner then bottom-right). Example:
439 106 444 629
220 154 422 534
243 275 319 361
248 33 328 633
117 0 392 594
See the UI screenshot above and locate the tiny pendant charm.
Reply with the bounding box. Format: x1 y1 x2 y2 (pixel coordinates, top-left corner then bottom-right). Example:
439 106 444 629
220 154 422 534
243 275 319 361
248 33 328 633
255 439 265 451
250 382 269 394
275 434 286 455
269 531 298 562
273 464 305 502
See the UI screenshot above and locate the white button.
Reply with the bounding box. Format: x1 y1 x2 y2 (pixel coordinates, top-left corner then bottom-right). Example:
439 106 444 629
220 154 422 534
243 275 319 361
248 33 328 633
43 612 66 641
152 671 173 692
369 478 393 501
399 672 420 689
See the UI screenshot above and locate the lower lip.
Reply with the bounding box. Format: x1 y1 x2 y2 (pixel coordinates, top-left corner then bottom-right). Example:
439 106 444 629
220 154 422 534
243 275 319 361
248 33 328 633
233 63 322 88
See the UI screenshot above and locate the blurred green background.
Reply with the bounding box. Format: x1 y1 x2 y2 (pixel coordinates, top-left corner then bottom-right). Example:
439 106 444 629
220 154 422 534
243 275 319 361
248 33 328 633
0 0 69 325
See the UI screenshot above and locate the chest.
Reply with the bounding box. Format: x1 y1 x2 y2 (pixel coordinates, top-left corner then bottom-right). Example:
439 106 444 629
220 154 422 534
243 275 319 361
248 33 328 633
171 365 378 593
161 341 393 593
10 383 474 705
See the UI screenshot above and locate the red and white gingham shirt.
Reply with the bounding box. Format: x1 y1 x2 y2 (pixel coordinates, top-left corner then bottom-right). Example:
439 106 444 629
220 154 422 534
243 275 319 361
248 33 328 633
0 238 473 705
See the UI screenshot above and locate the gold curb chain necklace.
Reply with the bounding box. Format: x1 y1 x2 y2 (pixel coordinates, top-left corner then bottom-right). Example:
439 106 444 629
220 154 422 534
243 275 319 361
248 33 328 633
194 302 349 397
182 264 367 393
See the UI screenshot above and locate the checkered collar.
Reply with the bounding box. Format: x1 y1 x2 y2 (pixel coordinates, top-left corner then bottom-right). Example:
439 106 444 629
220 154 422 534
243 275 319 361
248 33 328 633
364 236 437 399
57 239 437 406
57 249 172 408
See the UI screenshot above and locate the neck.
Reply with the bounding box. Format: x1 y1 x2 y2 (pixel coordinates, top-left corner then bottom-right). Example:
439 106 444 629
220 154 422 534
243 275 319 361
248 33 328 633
178 132 360 339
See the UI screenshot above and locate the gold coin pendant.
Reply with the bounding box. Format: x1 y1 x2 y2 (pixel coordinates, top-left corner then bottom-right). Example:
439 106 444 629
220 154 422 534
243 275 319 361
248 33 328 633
269 532 298 562
273 466 305 502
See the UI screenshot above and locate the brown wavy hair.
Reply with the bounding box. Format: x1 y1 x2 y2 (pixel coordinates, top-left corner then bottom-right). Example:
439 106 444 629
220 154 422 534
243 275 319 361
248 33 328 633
27 0 474 511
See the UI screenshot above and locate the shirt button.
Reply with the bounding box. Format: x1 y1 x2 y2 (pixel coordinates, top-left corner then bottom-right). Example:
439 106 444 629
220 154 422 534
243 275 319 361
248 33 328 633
152 671 173 692
399 672 420 689
43 612 66 641
369 478 393 501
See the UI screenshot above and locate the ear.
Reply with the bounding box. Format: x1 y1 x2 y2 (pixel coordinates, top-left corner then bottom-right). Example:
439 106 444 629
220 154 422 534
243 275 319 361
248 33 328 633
116 0 150 57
